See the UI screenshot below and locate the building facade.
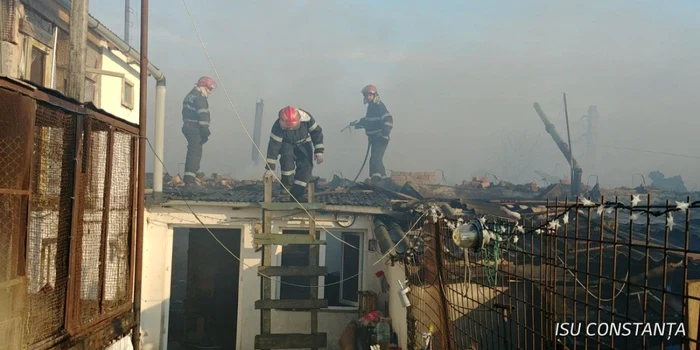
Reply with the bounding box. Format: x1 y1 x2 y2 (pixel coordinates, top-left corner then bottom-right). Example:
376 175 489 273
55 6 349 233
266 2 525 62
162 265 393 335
0 0 139 124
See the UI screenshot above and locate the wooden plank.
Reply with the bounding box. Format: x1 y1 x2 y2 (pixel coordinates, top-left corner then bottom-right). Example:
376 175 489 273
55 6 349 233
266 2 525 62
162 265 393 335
254 333 327 349
258 266 326 277
253 234 326 246
254 299 328 310
308 183 319 350
260 202 326 211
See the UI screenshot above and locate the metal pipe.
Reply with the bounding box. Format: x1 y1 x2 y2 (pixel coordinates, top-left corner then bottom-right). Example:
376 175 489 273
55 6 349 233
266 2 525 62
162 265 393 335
132 0 148 347
50 26 58 88
84 15 164 82
153 79 166 192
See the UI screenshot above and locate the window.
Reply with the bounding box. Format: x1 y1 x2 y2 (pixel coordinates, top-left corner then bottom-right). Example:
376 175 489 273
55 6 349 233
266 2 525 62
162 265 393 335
84 78 96 102
24 38 51 87
121 79 134 109
323 231 363 307
278 230 318 300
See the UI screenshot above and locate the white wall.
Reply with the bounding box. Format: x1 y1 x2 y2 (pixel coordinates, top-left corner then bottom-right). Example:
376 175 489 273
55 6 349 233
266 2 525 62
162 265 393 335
140 204 393 350
99 47 140 125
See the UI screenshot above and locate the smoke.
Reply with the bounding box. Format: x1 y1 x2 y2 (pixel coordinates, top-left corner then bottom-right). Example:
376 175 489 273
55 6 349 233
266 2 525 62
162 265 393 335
89 0 700 188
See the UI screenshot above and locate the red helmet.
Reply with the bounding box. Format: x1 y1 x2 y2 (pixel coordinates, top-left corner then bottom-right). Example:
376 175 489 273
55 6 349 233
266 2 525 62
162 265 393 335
361 84 377 95
278 106 301 130
196 76 216 90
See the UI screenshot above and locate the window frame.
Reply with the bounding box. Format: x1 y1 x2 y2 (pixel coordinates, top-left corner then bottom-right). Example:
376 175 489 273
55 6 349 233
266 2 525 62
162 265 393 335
121 78 135 110
274 228 365 310
336 231 363 307
24 37 52 87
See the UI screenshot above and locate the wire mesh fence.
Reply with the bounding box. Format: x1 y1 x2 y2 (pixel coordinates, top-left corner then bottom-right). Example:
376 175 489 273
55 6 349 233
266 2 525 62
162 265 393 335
73 117 137 327
0 0 16 43
0 78 139 347
405 197 700 350
25 103 76 345
104 131 135 311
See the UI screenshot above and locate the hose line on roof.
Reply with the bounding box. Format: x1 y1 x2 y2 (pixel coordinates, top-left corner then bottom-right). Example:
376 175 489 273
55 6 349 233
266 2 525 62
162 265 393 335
352 140 371 182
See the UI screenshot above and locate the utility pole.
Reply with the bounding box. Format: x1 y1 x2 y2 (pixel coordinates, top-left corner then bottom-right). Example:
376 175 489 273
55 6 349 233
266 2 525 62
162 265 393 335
66 0 90 101
124 0 130 44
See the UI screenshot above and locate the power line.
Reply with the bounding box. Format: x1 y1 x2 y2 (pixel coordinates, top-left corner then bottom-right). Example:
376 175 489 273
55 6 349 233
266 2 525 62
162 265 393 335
574 141 700 160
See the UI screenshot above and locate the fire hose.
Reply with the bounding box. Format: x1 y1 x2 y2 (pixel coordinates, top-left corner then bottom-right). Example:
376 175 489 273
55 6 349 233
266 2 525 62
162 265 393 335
342 120 371 182
352 141 371 182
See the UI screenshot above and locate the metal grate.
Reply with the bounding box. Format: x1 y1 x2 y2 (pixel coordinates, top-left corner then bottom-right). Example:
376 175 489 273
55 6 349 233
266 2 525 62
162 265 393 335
84 78 96 103
0 0 15 42
26 104 76 344
405 197 700 349
76 118 109 325
104 130 134 311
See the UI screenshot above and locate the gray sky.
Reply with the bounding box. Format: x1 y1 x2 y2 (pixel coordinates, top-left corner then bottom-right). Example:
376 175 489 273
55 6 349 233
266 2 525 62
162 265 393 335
90 0 700 189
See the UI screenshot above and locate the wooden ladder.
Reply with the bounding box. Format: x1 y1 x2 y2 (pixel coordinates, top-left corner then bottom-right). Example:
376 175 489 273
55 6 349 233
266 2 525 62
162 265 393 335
254 176 329 349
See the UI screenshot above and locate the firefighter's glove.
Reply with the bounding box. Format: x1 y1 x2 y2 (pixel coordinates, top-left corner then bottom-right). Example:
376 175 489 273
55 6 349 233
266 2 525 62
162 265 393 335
264 169 274 179
314 153 324 165
375 270 390 293
201 136 209 145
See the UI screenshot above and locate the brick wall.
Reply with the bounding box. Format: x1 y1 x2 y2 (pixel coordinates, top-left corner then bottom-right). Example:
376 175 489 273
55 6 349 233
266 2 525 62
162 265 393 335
391 171 437 185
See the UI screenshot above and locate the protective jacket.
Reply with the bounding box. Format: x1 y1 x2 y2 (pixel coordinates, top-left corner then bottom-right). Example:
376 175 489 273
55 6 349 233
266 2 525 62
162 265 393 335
356 100 393 141
181 88 211 183
356 100 392 178
265 108 324 169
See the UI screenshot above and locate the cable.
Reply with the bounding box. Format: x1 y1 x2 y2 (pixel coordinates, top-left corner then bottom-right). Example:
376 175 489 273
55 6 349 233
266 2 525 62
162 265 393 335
180 0 360 251
574 141 700 160
557 255 628 302
146 138 428 288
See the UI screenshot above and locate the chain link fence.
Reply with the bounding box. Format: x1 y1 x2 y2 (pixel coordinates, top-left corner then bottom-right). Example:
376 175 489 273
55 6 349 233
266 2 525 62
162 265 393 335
404 197 700 350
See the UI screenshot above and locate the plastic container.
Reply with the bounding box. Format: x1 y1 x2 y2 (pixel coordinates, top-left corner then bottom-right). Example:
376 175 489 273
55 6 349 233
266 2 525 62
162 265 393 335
375 318 391 350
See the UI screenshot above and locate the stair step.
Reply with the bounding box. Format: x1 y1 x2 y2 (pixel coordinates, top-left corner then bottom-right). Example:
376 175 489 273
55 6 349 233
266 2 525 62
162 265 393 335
254 333 327 349
258 266 326 277
254 234 326 246
255 299 328 310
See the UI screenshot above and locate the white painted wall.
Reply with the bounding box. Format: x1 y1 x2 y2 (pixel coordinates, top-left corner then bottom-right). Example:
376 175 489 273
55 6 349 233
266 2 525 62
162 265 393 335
98 47 140 125
141 205 405 350
140 204 396 350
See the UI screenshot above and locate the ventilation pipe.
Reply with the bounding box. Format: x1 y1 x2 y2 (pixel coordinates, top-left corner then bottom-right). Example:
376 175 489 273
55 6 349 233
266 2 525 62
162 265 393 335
85 14 167 192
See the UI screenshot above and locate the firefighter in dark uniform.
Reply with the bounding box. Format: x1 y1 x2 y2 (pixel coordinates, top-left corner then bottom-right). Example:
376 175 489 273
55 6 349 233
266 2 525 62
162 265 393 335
355 84 393 181
181 76 216 186
264 106 325 200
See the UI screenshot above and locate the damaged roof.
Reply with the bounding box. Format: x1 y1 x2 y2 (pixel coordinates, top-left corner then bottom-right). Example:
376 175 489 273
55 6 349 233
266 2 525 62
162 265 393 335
146 173 405 208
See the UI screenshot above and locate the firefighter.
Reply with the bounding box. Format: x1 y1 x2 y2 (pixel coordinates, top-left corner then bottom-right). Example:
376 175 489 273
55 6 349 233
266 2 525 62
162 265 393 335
355 84 393 181
181 76 216 186
264 106 325 200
